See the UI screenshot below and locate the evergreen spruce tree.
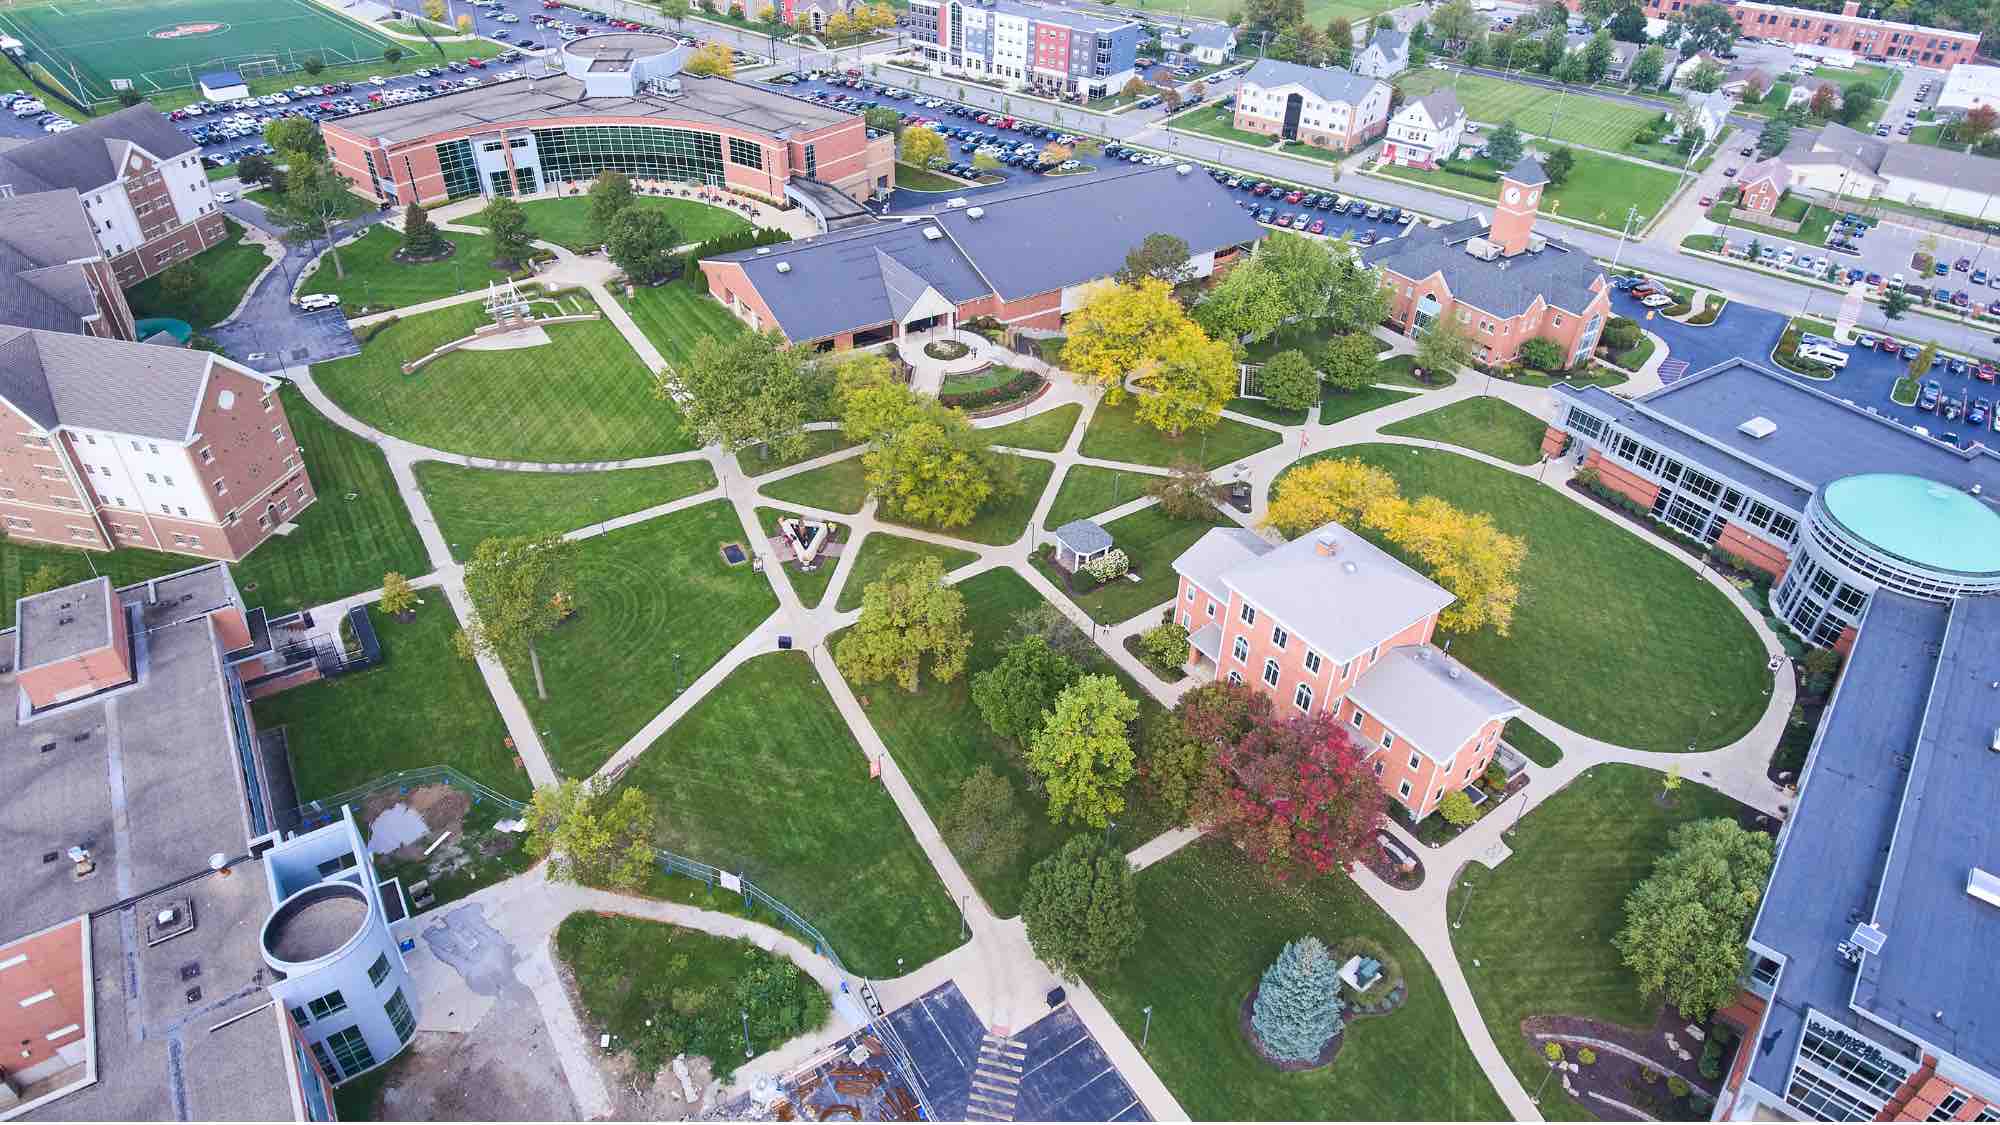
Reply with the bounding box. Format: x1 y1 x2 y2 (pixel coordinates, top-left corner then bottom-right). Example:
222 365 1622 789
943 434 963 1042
1251 936 1346 1062
401 202 443 257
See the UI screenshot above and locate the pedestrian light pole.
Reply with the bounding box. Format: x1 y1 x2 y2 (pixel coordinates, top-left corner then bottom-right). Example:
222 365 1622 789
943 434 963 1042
1140 1005 1154 1050
1608 204 1643 272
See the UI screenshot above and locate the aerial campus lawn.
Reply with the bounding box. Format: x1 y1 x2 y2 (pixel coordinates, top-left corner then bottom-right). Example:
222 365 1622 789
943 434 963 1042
414 460 717 560
881 453 1055 547
1042 464 1159 529
297 226 516 313
1164 104 1289 151
506 499 778 777
760 452 872 514
1285 444 1771 751
459 194 752 252
616 281 750 372
833 531 979 613
1448 765 1755 1120
253 603 529 803
1380 397 1550 466
756 505 843 608
312 296 697 462
1034 504 1226 625
1080 397 1282 470
850 567 1173 916
1393 70 1661 153
1089 840 1508 1122
124 219 267 329
1321 385 1419 424
614 652 964 976
982 402 1082 453
1226 396 1312 426
1373 151 1681 231
734 429 860 477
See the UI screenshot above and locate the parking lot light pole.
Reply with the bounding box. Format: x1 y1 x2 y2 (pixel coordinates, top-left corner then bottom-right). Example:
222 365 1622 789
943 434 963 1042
1608 205 1643 272
1140 1005 1154 1050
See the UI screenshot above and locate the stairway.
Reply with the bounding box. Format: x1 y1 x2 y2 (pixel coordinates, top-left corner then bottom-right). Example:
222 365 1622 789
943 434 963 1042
964 1031 1026 1121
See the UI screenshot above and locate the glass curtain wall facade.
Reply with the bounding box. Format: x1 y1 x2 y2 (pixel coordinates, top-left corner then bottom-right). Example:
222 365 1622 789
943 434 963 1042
531 125 725 184
437 139 482 201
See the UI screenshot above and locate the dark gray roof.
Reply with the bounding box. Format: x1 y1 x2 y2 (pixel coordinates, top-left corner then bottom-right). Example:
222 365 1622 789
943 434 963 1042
1785 121 1887 174
1879 140 2000 189
15 576 115 671
1366 28 1409 54
0 105 196 195
1505 155 1548 186
0 191 107 334
876 249 936 322
1053 518 1113 554
1240 59 1384 106
1362 217 1606 318
1187 24 1235 48
1407 90 1464 129
1746 592 1943 1096
712 220 987 344
1557 359 2000 512
0 326 234 439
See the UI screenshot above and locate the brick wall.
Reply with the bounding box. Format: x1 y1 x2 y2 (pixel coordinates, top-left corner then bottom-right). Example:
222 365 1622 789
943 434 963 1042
1582 449 1661 508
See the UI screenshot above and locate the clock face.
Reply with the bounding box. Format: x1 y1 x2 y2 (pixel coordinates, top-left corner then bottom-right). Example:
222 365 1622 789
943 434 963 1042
1528 189 1539 206
1504 186 1520 204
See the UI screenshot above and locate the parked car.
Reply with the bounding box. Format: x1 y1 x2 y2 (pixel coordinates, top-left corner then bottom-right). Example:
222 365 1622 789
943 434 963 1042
295 292 341 312
1970 398 1992 427
1919 380 1943 410
1640 292 1675 309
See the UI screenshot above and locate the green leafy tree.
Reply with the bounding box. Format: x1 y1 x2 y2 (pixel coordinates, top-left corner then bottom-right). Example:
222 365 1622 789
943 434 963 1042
662 329 818 462
1132 326 1237 437
1260 349 1320 413
1319 331 1380 393
1909 342 1937 379
939 765 1031 879
478 195 536 267
1251 936 1346 1061
1254 232 1340 322
1627 43 1666 86
972 635 1081 746
264 116 326 165
1538 31 1566 75
1007 603 1096 666
1028 675 1139 828
1415 315 1475 378
1020 835 1141 980
1438 789 1478 826
379 572 418 618
835 556 971 691
835 357 925 443
383 44 405 64
1139 714 1207 820
1685 59 1725 93
1485 119 1525 167
1554 48 1588 85
21 563 68 598
605 206 682 283
1835 84 1877 127
236 152 275 186
1115 232 1194 290
1671 1 1738 57
1138 621 1190 672
1757 115 1794 158
864 410 1016 528
524 778 657 889
864 106 904 136
1146 457 1222 520
1427 0 1479 48
454 534 578 660
661 0 691 27
1583 29 1615 81
1542 146 1576 186
1193 257 1291 344
587 170 636 239
1609 3 1648 43
266 162 356 280
400 201 443 257
1884 287 1911 320
1518 336 1564 372
1613 818 1775 1019
301 56 325 76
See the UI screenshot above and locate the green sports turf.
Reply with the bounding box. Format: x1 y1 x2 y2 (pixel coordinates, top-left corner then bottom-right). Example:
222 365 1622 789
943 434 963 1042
0 0 401 102
1393 70 1662 152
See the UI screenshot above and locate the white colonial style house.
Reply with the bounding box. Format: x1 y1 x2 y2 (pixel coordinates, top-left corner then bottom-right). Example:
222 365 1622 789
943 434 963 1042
1354 28 1409 78
1380 89 1465 169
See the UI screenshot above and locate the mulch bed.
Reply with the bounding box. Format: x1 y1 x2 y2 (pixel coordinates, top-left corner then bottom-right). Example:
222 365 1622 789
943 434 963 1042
392 241 458 265
966 377 1052 419
1361 836 1424 890
1523 1006 1725 1122
1239 985 1343 1072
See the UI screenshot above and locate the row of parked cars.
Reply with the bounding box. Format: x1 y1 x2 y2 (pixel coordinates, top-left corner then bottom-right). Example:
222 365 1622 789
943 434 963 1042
6 92 72 133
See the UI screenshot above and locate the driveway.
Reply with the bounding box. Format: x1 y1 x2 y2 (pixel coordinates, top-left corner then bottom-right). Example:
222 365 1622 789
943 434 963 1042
205 199 382 372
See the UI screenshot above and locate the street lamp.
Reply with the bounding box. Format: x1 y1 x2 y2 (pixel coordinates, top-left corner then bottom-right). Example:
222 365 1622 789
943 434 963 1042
1451 876 1479 930
1140 1005 1154 1050
741 1008 753 1058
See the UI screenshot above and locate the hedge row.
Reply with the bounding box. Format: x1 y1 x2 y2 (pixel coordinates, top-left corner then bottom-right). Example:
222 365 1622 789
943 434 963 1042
678 226 793 293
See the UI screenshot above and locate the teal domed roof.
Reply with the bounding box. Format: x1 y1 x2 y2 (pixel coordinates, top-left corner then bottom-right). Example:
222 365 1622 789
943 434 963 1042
1820 474 2000 575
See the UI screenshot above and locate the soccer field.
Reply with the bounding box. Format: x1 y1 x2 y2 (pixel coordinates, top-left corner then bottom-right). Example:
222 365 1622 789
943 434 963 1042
1395 70 1664 151
0 0 402 102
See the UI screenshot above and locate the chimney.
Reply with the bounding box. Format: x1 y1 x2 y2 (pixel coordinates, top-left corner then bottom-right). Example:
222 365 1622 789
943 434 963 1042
1314 530 1339 556
1841 0 1860 15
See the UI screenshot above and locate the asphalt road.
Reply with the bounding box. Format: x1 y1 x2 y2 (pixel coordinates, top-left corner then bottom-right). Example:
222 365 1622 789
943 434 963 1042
206 197 376 373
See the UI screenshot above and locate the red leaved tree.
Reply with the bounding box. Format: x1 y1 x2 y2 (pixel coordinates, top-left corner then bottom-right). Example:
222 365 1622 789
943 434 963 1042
1194 712 1386 880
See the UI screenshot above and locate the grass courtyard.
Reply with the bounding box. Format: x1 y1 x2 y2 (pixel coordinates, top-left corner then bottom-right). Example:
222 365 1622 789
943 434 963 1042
1035 504 1225 625
1089 840 1507 1121
1080 398 1282 470
312 297 697 462
252 603 529 803
982 402 1081 453
1393 70 1661 152
124 219 267 329
1042 464 1159 529
460 194 751 253
414 460 717 560
760 453 871 514
616 281 751 373
1448 765 1755 1119
1286 445 1771 751
1321 385 1419 424
615 652 964 976
1374 151 1681 231
297 226 516 312
833 531 979 613
880 453 1054 547
507 499 777 777
1164 105 1288 151
734 430 860 477
1381 397 1550 466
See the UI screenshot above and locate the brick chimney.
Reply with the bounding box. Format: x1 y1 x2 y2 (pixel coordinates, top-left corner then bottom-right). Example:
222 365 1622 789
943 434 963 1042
1841 0 1860 16
1490 156 1549 256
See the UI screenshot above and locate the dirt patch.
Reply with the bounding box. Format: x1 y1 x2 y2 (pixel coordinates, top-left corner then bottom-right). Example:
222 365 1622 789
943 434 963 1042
364 1002 576 1121
1238 985 1344 1072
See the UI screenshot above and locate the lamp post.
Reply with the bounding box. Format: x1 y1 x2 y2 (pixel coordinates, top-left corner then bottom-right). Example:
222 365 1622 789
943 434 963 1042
1140 1005 1154 1050
1451 876 1479 930
960 893 970 940
741 1008 753 1058
1103 818 1118 847
1608 204 1643 272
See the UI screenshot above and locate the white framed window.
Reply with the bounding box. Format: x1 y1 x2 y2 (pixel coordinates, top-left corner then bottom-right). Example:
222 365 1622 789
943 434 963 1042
1185 586 1194 601
1407 750 1418 769
1349 707 1364 729
1239 602 1256 626
1293 682 1312 712
1397 780 1412 798
1206 602 1216 618
1226 670 1242 686
1232 635 1248 663
1304 649 1321 674
1270 624 1288 650
1262 658 1280 687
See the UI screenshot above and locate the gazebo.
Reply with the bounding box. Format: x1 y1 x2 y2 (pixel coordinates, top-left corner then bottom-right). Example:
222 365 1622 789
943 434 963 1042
1051 519 1114 574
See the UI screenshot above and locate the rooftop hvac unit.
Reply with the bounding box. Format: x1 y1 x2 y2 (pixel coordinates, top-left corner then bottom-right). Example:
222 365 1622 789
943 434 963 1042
1463 237 1499 261
1977 868 2000 908
922 227 944 240
755 246 772 255
1849 921 1887 954
946 197 969 208
1738 416 1778 439
967 206 985 219
775 261 791 273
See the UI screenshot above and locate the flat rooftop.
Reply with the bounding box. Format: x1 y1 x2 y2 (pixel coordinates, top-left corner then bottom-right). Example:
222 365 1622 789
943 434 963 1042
339 71 852 147
14 577 115 670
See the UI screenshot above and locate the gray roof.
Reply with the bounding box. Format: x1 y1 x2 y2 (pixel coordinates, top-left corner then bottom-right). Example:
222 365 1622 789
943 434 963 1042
0 326 233 439
1555 359 2000 513
1366 28 1409 55
15 576 115 672
1240 59 1384 107
1053 518 1113 554
984 0 1134 33
1187 24 1235 48
1784 121 1887 174
1879 139 2000 189
1196 520 1455 663
1346 643 1519 763
0 190 109 334
712 219 988 344
0 105 196 195
1407 89 1464 130
1362 216 1607 319
200 70 244 86
876 248 937 321
1735 155 1788 189
1505 155 1548 186
1170 525 1272 599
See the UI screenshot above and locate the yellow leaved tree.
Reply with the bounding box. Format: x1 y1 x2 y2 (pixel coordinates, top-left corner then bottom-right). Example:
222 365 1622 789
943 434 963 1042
1059 278 1200 404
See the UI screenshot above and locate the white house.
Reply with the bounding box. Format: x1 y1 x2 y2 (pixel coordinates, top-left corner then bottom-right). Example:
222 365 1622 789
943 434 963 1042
1683 90 1732 144
1354 28 1409 78
1937 62 2000 120
1170 23 1236 65
1380 89 1465 169
1232 58 1391 153
1786 77 1846 112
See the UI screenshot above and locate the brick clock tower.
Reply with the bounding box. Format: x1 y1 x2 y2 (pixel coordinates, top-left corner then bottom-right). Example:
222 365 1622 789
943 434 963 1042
1490 156 1548 255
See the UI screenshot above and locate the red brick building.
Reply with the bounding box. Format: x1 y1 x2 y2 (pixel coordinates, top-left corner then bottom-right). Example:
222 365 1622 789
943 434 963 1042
0 189 138 343
1733 157 1791 214
1568 0 1980 66
1361 157 1612 369
1171 522 1520 820
1232 58 1392 154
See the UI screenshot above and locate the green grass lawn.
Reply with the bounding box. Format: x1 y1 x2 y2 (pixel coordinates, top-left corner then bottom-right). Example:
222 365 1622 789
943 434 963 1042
1504 717 1563 768
1381 397 1548 466
124 219 267 328
1242 318 1340 365
312 297 695 462
1321 384 1421 424
880 454 1055 547
848 568 1171 915
615 281 751 373
1289 445 1771 751
1375 151 1680 230
253 603 529 803
760 452 871 514
734 429 860 476
833 531 979 612
1165 105 1283 150
756 506 842 608
1089 839 1507 1121
1226 396 1312 426
297 225 514 313
459 194 751 252
506 499 777 776
614 652 962 975
1080 398 1282 470
895 161 977 191
1447 765 1754 1119
1373 353 1458 389
1042 464 1160 529
1394 70 1660 152
414 460 717 560
1709 196 1838 247
982 402 1081 452
1035 504 1222 625
1609 333 1658 372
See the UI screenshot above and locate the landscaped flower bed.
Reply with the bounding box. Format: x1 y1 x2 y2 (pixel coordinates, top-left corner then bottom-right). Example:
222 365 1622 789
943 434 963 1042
923 338 971 361
939 366 1044 410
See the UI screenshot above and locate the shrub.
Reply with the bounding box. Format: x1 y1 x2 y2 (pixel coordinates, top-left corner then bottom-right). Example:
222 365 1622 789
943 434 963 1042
676 226 791 290
1642 1066 1660 1084
1518 337 1564 373
938 367 1043 410
1579 1047 1597 1066
1483 762 1509 789
357 315 401 343
1698 1038 1722 1079
1544 1041 1565 1063
1439 789 1478 827
1251 937 1346 1062
1083 548 1130 583
1138 621 1189 671
1668 1075 1692 1098
1601 316 1643 352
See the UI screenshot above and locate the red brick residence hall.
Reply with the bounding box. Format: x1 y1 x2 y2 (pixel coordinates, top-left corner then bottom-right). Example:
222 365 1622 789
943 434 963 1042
1361 157 1611 370
321 34 894 218
699 164 1264 347
1171 520 1520 820
1232 59 1392 154
1559 0 1978 66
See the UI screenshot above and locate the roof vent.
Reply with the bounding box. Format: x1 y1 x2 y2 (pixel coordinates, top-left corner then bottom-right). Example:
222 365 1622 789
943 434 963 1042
1314 530 1339 556
1850 921 1888 954
775 261 791 273
755 246 772 255
922 227 944 240
1971 868 2000 908
1738 416 1778 439
966 206 985 219
1341 560 1358 574
946 197 969 209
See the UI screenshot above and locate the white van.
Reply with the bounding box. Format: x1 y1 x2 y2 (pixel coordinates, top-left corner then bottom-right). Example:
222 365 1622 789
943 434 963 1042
12 99 45 117
1798 343 1850 369
294 293 341 312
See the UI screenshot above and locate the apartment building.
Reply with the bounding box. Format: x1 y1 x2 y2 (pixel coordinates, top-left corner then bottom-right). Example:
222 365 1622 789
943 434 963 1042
0 329 316 561
1232 59 1391 152
1172 522 1520 820
0 188 137 342
901 0 1142 99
